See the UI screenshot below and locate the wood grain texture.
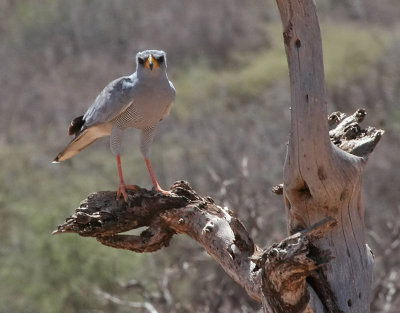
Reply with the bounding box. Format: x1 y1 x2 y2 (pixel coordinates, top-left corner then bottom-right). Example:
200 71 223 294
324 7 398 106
276 0 380 312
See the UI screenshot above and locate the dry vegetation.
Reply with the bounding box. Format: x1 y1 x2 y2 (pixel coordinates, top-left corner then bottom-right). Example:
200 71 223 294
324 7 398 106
0 0 399 312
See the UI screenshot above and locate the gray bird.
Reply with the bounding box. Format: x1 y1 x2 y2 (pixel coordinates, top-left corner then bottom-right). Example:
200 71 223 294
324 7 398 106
53 50 176 201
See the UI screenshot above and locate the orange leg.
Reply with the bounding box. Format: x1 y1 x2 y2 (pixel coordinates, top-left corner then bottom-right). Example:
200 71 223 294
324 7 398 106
145 158 170 195
116 155 137 201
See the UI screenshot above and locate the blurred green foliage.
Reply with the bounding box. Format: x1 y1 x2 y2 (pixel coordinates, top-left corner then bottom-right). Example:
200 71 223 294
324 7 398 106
0 145 150 313
0 0 399 312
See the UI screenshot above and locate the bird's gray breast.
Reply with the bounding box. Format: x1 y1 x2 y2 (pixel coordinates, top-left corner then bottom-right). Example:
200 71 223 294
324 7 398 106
114 78 174 129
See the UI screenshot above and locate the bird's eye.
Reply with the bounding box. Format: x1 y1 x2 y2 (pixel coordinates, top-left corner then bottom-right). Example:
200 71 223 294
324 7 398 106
156 55 165 63
138 57 146 65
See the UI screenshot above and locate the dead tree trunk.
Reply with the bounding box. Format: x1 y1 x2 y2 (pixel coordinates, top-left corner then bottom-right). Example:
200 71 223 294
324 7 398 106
272 0 381 312
54 1 383 312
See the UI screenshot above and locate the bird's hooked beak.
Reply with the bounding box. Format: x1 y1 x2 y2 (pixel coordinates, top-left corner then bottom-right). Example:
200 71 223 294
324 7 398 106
145 55 158 71
149 55 154 71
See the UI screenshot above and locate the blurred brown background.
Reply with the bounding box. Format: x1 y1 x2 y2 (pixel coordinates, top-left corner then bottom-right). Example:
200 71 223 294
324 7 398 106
0 0 399 312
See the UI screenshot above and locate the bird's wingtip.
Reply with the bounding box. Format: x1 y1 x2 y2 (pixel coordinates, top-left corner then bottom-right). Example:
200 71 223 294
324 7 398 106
52 156 60 164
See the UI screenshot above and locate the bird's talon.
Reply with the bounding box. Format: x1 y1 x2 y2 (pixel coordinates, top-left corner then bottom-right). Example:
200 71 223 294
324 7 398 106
154 186 171 196
125 185 139 191
117 183 139 202
117 184 131 202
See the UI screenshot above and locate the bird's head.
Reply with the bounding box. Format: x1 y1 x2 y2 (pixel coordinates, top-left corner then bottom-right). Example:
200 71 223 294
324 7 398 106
136 50 167 77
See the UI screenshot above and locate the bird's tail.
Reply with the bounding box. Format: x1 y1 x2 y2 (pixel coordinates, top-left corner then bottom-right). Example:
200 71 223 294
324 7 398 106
53 123 112 163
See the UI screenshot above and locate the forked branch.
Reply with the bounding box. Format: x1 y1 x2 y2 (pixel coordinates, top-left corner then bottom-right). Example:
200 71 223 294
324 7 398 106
54 181 337 306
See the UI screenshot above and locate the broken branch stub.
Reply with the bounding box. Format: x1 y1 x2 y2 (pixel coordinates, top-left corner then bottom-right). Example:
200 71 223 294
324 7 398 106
253 217 338 313
329 109 384 157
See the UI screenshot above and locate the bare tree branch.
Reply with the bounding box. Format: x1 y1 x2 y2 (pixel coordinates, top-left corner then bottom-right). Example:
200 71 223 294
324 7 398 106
54 181 263 301
54 182 338 306
272 109 384 195
329 109 384 157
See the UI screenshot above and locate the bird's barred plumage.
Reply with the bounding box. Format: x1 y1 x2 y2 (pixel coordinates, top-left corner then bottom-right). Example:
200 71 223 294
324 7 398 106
53 50 175 164
140 126 157 158
53 50 175 199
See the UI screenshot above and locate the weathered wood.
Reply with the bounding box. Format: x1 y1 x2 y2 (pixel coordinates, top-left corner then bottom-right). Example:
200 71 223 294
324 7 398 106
53 186 190 238
54 181 263 301
54 181 338 306
272 109 384 195
275 0 380 312
328 109 384 157
253 218 337 313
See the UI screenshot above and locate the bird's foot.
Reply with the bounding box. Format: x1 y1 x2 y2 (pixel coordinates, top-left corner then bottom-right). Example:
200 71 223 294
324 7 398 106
153 184 171 196
117 184 138 202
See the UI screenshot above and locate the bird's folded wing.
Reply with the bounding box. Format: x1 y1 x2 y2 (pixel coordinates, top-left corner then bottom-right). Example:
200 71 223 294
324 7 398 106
83 75 137 127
